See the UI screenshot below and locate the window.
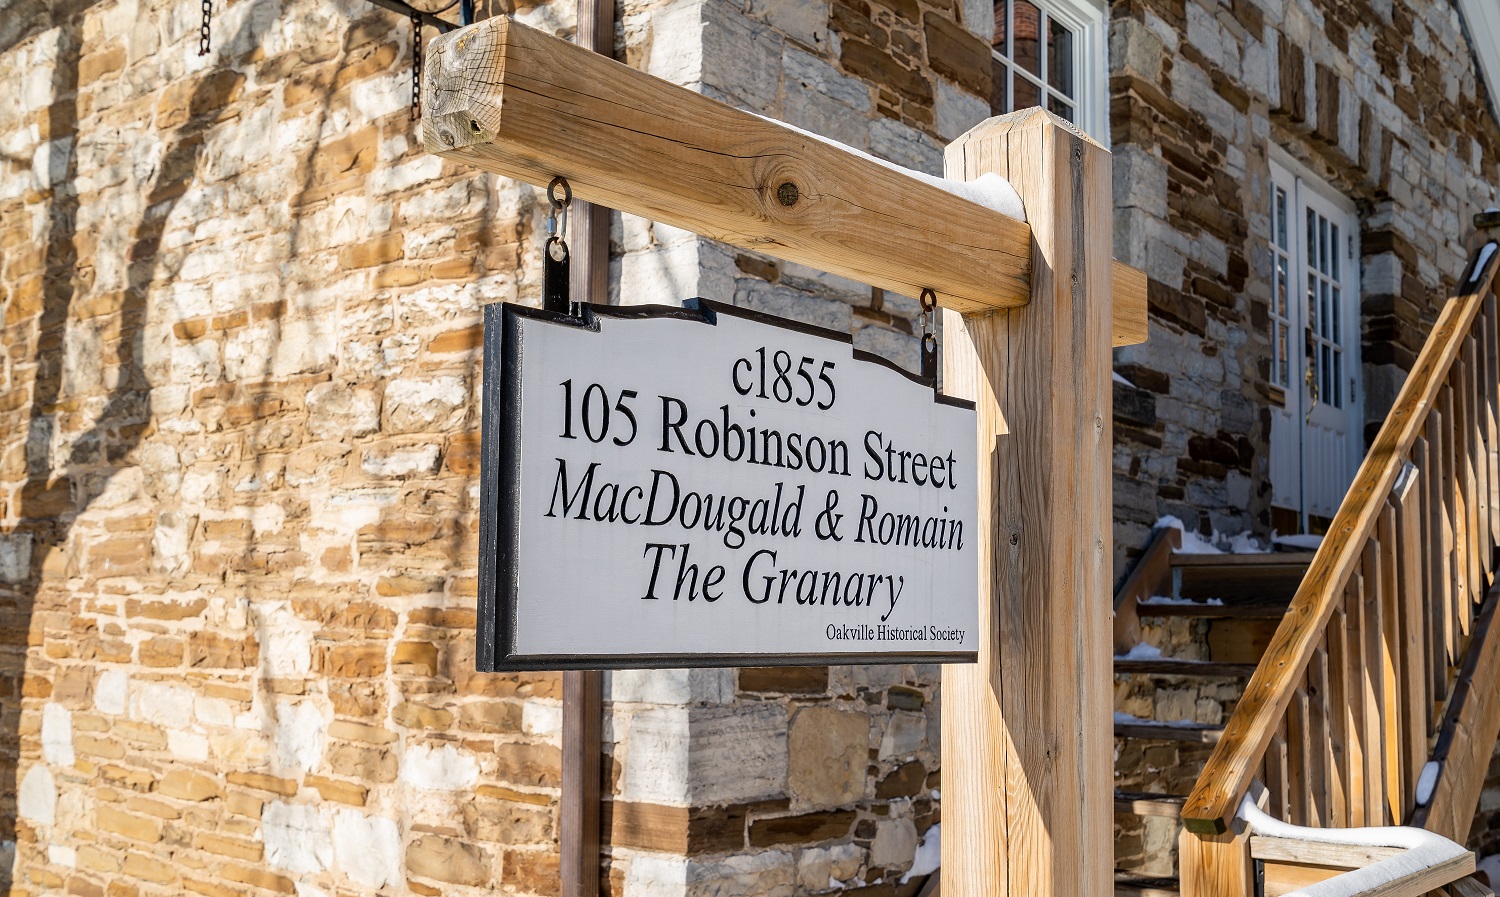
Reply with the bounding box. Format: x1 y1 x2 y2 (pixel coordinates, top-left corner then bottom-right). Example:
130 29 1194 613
1270 185 1293 389
1305 204 1345 409
990 0 1107 140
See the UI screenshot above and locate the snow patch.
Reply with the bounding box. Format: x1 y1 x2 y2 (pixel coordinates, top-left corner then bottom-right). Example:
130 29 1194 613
1239 792 1469 897
1155 516 1273 555
1473 242 1498 284
1274 533 1325 550
1478 854 1500 887
1114 711 1201 727
1139 596 1225 607
1415 761 1440 806
1117 642 1163 660
901 824 941 884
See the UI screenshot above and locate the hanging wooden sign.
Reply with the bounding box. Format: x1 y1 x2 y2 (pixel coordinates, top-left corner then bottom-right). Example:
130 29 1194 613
477 299 979 671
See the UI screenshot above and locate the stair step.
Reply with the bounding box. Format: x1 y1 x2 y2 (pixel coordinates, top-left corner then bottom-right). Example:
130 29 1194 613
1169 551 1318 567
1115 875 1180 897
1448 877 1496 897
1113 658 1258 677
1114 719 1224 743
1135 599 1287 619
1170 552 1314 604
1114 790 1186 818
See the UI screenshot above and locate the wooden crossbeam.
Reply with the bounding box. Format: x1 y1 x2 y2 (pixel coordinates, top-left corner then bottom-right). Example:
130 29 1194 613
421 16 1149 346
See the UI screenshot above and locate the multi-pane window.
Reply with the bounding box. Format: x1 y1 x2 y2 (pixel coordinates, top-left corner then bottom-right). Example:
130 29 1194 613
1306 208 1344 409
1270 186 1293 389
991 0 1078 123
988 0 1106 140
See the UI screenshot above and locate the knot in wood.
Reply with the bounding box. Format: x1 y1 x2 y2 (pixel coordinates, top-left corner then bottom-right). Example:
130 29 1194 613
775 182 799 207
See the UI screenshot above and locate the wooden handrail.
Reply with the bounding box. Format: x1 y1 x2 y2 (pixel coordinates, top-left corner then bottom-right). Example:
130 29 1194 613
1180 243 1500 834
1112 525 1181 654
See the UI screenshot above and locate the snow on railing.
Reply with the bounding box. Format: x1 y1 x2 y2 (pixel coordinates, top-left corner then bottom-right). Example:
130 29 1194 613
1239 792 1473 897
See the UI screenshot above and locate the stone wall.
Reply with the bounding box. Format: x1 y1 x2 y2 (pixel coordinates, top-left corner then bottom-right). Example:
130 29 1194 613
1108 0 1500 569
0 0 972 890
6 0 1500 890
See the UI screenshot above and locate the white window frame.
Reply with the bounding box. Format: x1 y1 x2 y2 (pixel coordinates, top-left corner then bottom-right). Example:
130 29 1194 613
989 0 1109 143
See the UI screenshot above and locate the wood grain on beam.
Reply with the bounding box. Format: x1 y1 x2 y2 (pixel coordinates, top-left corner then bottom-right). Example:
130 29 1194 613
421 16 1149 345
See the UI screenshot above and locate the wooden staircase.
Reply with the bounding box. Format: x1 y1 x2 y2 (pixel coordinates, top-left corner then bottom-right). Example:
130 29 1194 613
1157 240 1500 897
1113 541 1316 896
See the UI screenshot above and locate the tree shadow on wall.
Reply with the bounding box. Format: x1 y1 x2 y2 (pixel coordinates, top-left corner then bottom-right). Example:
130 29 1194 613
0 2 510 884
0 0 281 878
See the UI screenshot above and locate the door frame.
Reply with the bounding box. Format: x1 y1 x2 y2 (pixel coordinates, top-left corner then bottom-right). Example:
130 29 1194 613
1268 148 1364 532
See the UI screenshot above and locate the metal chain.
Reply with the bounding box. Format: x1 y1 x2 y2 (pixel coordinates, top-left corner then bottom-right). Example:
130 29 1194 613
544 177 573 314
919 288 938 383
410 13 422 121
198 0 212 55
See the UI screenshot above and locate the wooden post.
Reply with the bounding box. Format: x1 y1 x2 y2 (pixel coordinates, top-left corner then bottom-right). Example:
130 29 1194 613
938 109 1113 896
1178 829 1255 897
560 4 613 897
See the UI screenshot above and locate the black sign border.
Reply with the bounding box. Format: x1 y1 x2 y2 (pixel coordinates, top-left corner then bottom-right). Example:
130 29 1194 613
479 298 980 672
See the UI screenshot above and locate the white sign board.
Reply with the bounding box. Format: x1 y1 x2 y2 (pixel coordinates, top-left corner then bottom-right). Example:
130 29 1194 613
477 300 979 670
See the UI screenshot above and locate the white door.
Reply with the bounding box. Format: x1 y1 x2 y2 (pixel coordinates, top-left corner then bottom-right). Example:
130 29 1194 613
1268 159 1363 531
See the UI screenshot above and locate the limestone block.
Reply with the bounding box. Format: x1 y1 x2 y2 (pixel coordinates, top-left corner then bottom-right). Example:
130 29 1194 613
271 319 337 378
620 241 705 305
0 533 32 584
250 601 313 678
332 808 401 889
624 851 690 897
933 77 988 143
870 814 918 867
853 325 918 374
749 0 828 50
169 728 211 761
1114 146 1169 218
264 801 334 874
607 669 734 705
406 835 493 886
360 443 441 477
778 262 870 306
130 682 194 730
685 850 798 897
733 279 851 334
521 700 562 738
796 842 864 889
274 700 325 773
868 117 943 176
642 0 705 85
402 742 480 791
783 85 870 151
787 707 869 806
94 670 127 716
703 8 785 109
18 764 56 826
41 703 74 767
689 704 789 804
384 375 468 434
878 711 926 760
